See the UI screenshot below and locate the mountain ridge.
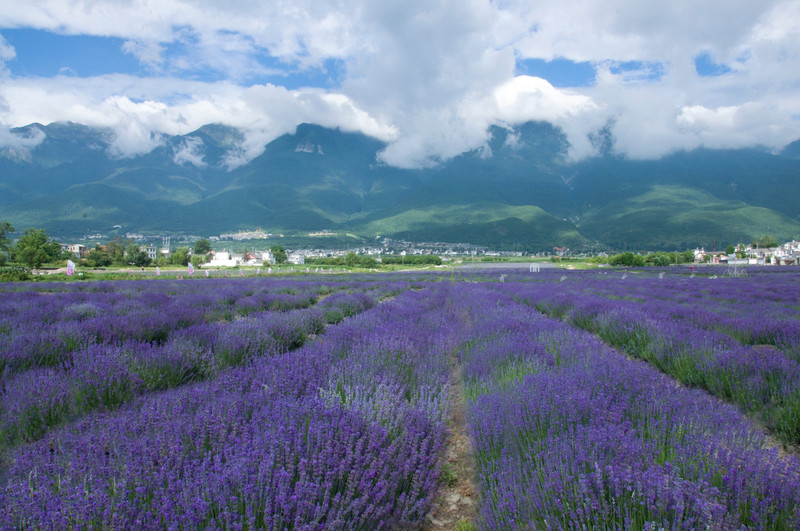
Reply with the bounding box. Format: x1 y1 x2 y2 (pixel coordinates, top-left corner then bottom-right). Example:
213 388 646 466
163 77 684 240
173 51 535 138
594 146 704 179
1 121 799 251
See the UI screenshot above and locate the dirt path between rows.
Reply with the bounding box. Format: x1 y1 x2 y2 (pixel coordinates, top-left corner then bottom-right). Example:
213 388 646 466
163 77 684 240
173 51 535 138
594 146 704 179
422 353 479 530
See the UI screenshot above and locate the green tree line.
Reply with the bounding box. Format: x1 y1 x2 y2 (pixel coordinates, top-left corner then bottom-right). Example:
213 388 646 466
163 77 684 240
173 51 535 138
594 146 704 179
0 224 223 271
590 250 695 267
306 253 442 268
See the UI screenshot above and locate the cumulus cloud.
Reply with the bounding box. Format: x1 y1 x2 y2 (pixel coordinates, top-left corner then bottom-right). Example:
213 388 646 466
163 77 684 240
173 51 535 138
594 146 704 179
0 73 397 165
490 76 603 159
0 0 799 167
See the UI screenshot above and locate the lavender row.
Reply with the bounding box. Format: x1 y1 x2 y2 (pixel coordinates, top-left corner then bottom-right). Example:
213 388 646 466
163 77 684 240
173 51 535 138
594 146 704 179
0 277 407 378
589 273 800 351
0 281 318 377
0 285 460 528
0 291 378 453
502 280 800 445
513 270 800 354
454 285 800 529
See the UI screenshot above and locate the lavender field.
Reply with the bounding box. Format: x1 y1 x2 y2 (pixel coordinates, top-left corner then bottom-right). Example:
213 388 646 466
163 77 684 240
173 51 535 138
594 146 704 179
1 268 799 529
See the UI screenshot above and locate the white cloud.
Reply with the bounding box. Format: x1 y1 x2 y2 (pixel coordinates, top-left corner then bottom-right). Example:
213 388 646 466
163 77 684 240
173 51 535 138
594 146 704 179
172 136 206 167
0 73 397 165
0 34 14 62
0 122 45 155
490 76 603 158
0 0 799 167
122 40 165 68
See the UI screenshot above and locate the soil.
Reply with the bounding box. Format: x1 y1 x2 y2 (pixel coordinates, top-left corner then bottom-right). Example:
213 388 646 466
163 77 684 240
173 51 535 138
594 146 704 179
422 354 480 530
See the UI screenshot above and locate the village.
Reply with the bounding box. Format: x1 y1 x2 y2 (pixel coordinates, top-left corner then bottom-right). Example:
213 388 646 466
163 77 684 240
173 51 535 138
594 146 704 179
56 234 800 268
693 240 800 266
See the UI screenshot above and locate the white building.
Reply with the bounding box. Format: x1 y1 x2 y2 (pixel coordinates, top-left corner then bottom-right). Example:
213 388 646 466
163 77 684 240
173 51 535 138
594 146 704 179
203 250 277 268
145 245 158 261
204 251 238 268
61 244 87 258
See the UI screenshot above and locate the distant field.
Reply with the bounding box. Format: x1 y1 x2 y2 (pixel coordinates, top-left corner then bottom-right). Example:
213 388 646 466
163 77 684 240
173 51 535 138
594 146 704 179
1 266 799 528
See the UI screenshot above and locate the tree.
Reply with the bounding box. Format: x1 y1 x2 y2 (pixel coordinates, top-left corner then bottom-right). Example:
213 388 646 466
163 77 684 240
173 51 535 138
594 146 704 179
191 255 205 269
736 244 747 259
193 239 212 256
127 244 151 267
753 235 779 249
0 221 13 252
645 252 672 267
725 245 735 255
609 252 644 267
679 250 694 264
0 221 13 266
13 228 62 269
171 247 190 266
270 245 287 264
85 246 112 267
105 237 128 265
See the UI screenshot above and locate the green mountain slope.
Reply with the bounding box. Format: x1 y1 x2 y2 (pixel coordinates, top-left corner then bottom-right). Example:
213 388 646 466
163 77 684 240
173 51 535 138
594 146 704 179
579 185 800 250
1 120 799 250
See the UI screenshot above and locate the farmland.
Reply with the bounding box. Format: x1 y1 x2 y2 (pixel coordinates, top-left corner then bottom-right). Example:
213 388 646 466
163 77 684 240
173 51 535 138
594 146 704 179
1 267 800 529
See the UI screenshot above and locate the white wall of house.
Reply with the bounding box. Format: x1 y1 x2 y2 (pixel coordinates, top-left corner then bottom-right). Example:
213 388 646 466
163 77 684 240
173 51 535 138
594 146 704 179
204 251 237 268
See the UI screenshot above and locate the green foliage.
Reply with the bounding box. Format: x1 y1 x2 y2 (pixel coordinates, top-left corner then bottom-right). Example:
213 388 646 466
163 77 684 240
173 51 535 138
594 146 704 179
0 222 14 265
380 255 442 265
305 256 345 266
753 234 779 248
105 237 127 265
645 252 673 267
193 239 212 255
736 244 748 259
455 520 477 531
440 463 458 487
306 253 380 268
726 245 736 255
270 245 288 264
127 244 152 267
609 252 645 267
606 249 694 267
345 252 377 268
12 227 62 268
170 247 190 266
190 255 205 269
0 266 31 282
85 246 112 267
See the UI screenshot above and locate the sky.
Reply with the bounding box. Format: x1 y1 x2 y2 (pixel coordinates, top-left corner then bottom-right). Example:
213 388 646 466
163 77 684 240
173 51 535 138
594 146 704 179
0 0 799 169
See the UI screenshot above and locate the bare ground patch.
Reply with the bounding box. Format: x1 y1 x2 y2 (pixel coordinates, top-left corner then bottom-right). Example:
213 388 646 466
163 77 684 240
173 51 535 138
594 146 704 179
422 354 479 530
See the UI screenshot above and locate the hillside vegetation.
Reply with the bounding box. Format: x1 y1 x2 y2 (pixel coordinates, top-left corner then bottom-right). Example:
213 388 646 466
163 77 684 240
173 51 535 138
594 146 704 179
2 121 799 250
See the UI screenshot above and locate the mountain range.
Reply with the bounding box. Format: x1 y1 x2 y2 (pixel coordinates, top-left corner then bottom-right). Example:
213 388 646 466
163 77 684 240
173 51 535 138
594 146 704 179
1 120 799 251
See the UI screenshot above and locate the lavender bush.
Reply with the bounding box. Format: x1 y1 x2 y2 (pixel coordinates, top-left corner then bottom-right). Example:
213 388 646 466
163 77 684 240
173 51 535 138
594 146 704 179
0 283 453 528
503 275 800 445
456 284 800 529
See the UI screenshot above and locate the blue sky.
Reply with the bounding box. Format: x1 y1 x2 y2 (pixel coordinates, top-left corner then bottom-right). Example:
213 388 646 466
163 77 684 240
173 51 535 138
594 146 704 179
1 1 799 168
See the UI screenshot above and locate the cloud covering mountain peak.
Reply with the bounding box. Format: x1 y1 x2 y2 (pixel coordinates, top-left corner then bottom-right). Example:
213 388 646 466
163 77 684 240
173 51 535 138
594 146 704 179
0 0 798 168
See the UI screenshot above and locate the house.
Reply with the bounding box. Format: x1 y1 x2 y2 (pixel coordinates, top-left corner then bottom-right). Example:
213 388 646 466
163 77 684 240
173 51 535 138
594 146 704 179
252 250 275 265
288 252 305 265
61 244 87 259
145 245 158 261
204 251 237 268
202 249 278 268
